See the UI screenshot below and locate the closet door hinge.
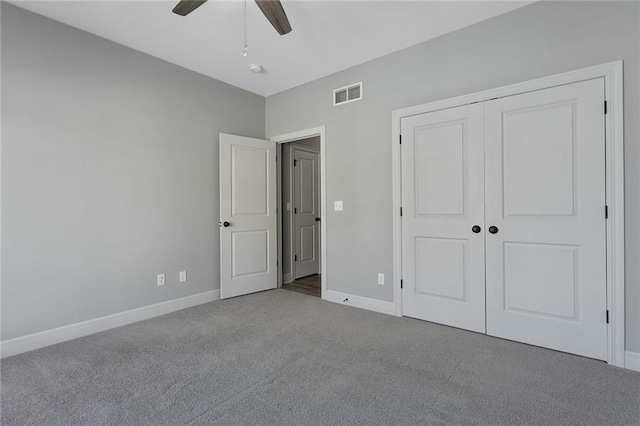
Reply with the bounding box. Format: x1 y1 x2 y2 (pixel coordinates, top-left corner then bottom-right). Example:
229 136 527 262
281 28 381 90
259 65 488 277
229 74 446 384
400 207 403 217
399 135 402 144
294 159 297 166
400 279 403 289
295 255 297 262
606 310 610 324
605 205 609 219
604 101 608 115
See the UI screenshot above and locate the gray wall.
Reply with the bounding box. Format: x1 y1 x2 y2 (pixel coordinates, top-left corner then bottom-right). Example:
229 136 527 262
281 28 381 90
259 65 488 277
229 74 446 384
266 1 640 352
1 3 265 340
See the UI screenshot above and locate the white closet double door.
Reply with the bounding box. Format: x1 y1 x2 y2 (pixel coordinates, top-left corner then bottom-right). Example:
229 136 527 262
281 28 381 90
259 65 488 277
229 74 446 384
401 79 608 360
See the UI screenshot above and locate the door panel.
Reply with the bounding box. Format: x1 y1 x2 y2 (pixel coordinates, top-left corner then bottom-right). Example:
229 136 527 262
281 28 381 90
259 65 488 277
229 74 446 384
231 230 269 277
220 133 277 299
232 146 269 215
503 242 578 319
414 237 466 301
300 225 315 262
485 78 607 360
293 147 320 279
401 103 486 333
414 122 465 215
501 103 576 217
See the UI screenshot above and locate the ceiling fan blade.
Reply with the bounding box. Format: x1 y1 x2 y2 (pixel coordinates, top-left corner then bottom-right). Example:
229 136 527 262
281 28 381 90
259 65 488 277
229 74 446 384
172 0 208 16
254 0 292 35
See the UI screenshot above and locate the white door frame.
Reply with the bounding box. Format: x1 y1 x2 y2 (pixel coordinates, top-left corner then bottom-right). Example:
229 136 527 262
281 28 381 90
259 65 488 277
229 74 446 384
271 126 327 299
290 144 321 280
392 61 625 367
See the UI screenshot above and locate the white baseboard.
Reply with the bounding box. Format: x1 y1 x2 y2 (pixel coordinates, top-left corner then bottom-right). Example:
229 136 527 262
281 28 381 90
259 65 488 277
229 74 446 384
0 289 220 359
283 273 293 284
625 351 640 372
324 290 395 316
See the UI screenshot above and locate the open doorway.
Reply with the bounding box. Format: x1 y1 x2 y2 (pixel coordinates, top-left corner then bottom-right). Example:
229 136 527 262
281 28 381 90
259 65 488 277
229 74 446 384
272 127 326 299
281 138 321 297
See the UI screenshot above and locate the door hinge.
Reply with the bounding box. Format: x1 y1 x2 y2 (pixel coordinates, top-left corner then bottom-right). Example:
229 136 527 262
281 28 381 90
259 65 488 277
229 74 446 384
294 255 297 262
605 205 609 219
294 159 297 166
604 101 608 115
400 279 403 289
294 207 297 214
606 310 610 324
400 207 403 217
399 135 402 144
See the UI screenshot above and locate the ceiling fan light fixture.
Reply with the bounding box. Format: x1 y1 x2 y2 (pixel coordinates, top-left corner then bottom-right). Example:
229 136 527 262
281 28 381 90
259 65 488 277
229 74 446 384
250 64 264 74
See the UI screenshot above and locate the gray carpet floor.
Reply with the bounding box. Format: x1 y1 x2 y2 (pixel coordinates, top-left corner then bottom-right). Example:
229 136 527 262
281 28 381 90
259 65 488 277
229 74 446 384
1 289 639 425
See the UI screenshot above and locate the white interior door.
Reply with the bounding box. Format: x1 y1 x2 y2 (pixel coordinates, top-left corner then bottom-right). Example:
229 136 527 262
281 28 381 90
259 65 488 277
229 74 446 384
485 79 607 360
401 103 486 333
293 147 320 279
220 133 277 299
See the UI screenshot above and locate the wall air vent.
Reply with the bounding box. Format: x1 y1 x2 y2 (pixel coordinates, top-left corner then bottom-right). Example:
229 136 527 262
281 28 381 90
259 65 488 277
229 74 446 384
333 82 362 106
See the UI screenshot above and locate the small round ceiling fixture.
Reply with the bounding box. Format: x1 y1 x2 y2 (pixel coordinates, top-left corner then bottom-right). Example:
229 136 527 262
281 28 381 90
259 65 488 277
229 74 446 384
250 64 264 74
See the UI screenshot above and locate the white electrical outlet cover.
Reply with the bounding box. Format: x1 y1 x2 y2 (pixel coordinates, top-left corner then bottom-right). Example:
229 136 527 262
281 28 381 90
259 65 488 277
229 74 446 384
180 271 187 283
334 201 343 211
157 274 165 286
378 273 385 285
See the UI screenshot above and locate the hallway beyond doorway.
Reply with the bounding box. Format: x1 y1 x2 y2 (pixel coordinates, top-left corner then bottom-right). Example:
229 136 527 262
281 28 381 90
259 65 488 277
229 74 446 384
282 274 321 298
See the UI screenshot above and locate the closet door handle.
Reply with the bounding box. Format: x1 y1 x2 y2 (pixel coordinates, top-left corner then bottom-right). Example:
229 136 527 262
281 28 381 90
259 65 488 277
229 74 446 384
222 221 231 228
472 225 481 233
488 226 498 234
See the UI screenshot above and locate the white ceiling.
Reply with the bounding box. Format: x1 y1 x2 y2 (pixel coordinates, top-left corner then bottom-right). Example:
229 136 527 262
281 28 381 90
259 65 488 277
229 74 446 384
10 0 532 97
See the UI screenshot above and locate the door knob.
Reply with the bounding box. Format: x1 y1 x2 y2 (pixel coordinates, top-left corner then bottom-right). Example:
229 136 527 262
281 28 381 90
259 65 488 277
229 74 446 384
488 226 498 234
472 225 481 233
315 217 321 222
222 221 231 228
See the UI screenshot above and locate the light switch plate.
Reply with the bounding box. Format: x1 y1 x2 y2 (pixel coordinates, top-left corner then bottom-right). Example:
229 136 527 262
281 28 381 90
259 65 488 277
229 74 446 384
378 273 385 285
179 270 187 283
334 200 343 211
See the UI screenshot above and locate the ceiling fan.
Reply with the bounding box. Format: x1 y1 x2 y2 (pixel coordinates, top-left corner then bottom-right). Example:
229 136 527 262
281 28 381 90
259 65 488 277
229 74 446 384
172 0 292 35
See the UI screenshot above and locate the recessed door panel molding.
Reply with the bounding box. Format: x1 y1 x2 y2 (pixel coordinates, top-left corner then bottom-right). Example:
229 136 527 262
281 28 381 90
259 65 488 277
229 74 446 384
502 101 577 218
231 230 269 278
300 225 315 262
485 78 607 360
414 237 466 302
293 146 320 279
401 103 486 334
231 145 269 216
503 242 578 320
299 158 316 215
220 133 277 299
414 120 466 216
